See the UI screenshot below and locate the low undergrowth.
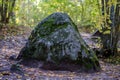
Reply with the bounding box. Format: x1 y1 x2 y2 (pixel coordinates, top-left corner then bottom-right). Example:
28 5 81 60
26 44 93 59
102 56 120 65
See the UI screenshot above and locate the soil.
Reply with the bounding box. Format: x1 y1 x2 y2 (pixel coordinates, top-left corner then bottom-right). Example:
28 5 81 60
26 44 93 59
0 26 120 80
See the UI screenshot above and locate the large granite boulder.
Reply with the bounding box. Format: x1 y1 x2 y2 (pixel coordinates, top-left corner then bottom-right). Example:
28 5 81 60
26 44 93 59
17 12 100 71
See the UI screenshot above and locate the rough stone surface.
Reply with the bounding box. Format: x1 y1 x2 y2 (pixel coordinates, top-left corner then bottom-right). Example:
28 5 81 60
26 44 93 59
17 12 100 71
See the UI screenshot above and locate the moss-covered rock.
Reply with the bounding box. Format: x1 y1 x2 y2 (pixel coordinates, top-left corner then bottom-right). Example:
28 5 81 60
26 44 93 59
17 12 100 71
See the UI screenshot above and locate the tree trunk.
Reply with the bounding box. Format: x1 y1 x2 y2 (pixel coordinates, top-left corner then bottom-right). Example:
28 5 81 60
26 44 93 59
100 0 120 57
0 0 16 24
111 2 120 55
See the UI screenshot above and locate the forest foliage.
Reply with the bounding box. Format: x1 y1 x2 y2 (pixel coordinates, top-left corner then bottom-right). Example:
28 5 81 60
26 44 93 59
0 0 118 31
9 0 101 31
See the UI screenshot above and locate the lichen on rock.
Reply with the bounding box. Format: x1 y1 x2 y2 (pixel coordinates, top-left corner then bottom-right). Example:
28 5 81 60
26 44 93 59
17 12 100 71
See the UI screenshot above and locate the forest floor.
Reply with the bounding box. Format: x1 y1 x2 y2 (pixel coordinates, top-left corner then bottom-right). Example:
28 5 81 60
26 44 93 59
0 26 120 80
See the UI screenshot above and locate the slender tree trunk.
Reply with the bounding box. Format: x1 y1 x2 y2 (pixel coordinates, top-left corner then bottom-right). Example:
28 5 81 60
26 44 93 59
101 0 111 51
7 0 16 23
1 0 4 23
1 0 8 23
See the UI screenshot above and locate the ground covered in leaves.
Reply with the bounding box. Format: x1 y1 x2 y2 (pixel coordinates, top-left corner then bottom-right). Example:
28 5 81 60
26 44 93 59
0 26 120 80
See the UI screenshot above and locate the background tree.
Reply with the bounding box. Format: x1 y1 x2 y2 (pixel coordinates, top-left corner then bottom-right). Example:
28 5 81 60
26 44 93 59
100 0 120 56
0 0 16 24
